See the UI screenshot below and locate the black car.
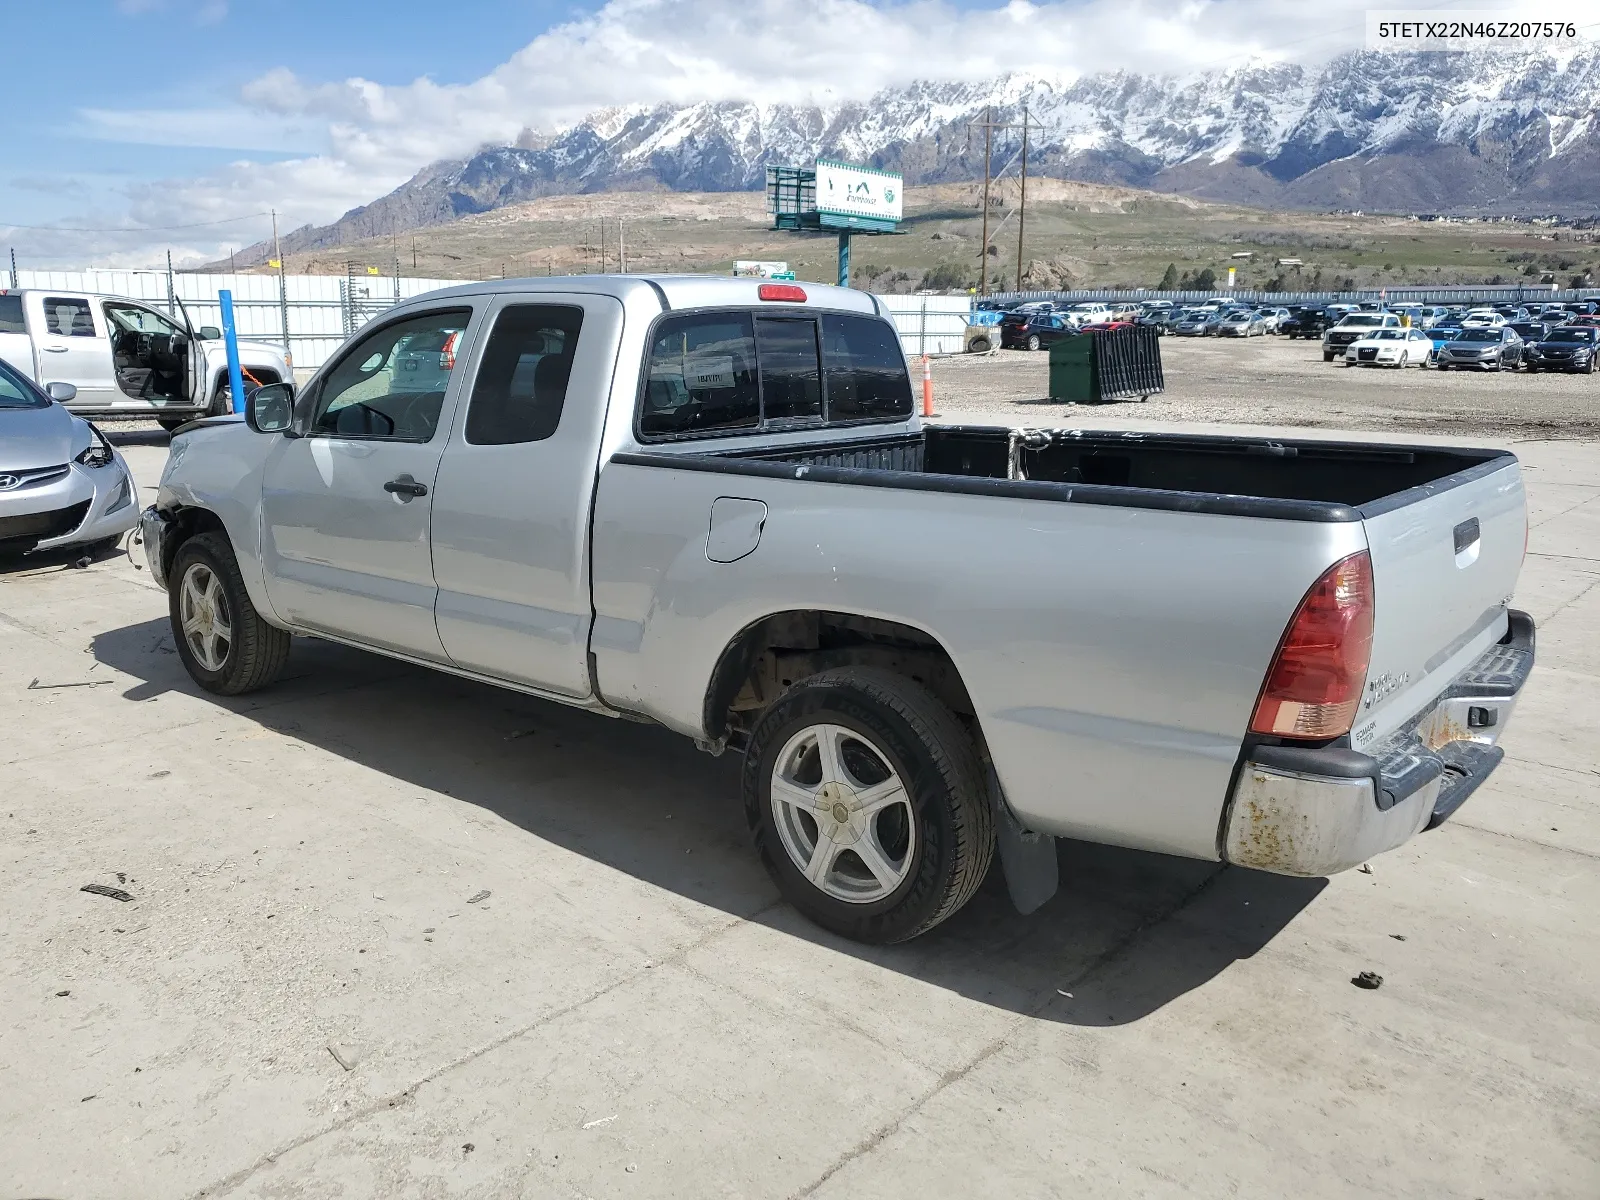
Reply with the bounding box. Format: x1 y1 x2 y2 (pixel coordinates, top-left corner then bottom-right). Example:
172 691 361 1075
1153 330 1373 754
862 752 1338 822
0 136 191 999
1524 326 1599 374
1435 326 1525 371
1000 311 1075 351
1280 308 1333 339
1509 321 1551 343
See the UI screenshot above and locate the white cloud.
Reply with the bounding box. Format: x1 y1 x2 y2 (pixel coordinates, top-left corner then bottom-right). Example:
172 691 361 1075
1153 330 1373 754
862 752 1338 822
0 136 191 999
10 0 1585 265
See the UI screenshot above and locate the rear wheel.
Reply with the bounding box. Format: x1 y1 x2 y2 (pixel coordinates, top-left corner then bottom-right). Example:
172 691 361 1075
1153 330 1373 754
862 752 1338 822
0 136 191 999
169 532 291 696
743 667 995 944
1323 350 1334 362
1025 334 1041 352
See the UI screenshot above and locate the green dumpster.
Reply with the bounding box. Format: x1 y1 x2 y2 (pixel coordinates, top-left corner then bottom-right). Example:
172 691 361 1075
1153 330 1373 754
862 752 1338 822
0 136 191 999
1048 333 1095 403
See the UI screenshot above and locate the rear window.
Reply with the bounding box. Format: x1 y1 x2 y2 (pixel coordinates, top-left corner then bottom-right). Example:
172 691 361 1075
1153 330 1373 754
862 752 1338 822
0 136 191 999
640 310 911 439
45 297 95 337
0 294 23 334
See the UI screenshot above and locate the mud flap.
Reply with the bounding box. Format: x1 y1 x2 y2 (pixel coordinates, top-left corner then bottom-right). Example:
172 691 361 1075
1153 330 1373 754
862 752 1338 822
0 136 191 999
988 766 1058 915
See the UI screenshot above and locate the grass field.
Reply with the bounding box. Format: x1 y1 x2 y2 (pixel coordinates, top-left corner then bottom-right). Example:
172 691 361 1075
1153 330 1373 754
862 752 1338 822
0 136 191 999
264 178 1600 294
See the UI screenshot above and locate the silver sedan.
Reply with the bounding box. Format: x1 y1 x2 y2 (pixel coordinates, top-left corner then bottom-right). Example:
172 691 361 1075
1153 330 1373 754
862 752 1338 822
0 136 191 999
0 361 139 557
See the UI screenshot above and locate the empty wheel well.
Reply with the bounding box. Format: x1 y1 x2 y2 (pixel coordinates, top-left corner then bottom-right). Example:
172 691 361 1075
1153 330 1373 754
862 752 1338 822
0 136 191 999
704 610 976 746
161 506 228 583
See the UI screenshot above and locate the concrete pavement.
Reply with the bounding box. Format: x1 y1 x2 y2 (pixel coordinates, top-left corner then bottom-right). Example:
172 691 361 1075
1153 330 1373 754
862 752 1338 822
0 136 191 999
1 434 1596 1199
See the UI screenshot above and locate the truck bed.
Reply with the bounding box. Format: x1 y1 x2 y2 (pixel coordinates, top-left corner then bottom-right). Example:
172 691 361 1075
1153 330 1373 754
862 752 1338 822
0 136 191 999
684 426 1514 521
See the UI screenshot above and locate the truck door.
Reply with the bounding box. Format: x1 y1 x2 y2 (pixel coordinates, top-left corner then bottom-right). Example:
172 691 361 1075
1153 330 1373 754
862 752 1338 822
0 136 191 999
30 295 119 408
258 304 479 661
429 293 623 697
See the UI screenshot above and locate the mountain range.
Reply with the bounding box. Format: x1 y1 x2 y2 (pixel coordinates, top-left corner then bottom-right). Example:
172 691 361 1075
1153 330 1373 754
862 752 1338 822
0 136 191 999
255 46 1600 261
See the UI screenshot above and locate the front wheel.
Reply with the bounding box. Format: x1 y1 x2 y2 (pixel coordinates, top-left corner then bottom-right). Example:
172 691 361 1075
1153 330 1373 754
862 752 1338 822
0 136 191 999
743 667 995 944
1025 334 1041 352
1323 351 1335 362
169 532 291 695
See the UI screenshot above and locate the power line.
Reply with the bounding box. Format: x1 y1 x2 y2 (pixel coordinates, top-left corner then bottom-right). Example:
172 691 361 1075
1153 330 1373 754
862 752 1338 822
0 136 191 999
0 212 271 233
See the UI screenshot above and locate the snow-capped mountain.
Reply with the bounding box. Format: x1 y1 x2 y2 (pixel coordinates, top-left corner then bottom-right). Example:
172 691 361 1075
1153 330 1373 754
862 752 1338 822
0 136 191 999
273 46 1600 255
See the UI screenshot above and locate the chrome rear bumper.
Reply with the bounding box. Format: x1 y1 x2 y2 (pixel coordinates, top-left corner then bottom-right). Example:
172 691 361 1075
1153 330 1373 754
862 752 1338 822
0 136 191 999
1223 610 1534 877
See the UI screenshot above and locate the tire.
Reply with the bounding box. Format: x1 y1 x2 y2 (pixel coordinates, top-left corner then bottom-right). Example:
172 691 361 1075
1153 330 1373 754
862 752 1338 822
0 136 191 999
168 531 291 696
1323 351 1335 362
967 336 992 354
1025 334 1041 352
743 667 995 944
1587 357 1596 375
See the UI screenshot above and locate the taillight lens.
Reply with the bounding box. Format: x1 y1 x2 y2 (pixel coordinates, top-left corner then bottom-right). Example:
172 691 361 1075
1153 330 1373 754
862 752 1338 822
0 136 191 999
1250 551 1374 740
440 331 459 370
758 283 807 303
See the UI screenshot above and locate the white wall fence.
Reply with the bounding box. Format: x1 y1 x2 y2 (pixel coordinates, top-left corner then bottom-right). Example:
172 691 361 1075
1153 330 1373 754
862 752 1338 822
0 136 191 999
9 269 978 369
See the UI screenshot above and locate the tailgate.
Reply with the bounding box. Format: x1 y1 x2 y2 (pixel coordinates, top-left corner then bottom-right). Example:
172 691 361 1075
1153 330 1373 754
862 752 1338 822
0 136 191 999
1350 455 1526 753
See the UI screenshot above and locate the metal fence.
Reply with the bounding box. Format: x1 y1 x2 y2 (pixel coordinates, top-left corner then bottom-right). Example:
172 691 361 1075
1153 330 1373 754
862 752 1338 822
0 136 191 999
987 285 1600 305
8 268 985 366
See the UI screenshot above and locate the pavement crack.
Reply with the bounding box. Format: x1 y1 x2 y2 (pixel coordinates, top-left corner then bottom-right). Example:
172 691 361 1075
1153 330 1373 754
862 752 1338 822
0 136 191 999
787 868 1228 1199
191 897 786 1199
1450 820 1600 861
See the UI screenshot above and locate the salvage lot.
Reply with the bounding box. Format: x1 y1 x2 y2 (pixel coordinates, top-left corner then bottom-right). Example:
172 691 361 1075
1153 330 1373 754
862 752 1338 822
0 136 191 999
4 360 1600 1197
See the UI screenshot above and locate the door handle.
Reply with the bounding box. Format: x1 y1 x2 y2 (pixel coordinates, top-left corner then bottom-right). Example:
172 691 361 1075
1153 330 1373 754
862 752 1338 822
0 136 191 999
42 346 68 353
384 476 428 499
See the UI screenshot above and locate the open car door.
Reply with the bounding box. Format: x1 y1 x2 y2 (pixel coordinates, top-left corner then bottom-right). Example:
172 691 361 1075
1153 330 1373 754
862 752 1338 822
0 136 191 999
173 296 206 407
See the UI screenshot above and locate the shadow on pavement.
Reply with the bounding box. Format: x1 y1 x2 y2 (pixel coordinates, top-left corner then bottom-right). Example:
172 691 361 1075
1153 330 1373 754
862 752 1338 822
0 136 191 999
90 615 1324 1026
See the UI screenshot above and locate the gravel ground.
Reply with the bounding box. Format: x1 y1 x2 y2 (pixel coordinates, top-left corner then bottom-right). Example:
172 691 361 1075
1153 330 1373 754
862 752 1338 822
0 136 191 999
927 334 1600 439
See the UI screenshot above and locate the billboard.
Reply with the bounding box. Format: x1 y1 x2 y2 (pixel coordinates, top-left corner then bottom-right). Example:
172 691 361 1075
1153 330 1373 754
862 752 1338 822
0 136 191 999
815 160 902 225
733 261 791 278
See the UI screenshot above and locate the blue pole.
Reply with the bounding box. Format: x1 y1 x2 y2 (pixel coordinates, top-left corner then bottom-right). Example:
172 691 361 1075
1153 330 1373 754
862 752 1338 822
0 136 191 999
218 289 246 413
837 232 850 289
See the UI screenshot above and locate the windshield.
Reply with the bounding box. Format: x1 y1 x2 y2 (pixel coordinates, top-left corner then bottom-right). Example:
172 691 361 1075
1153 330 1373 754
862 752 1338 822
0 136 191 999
1369 330 1405 340
1458 329 1499 342
1433 328 1462 340
0 357 50 409
1341 315 1384 327
1547 329 1597 343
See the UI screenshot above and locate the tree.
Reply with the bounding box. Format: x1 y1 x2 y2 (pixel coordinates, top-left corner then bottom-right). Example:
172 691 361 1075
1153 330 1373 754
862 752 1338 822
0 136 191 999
1192 267 1217 291
1158 263 1179 290
1263 275 1286 293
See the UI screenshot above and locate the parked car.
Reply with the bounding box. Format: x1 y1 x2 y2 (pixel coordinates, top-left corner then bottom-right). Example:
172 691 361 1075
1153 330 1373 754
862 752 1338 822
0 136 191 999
1523 326 1599 373
1342 327 1434 368
1136 309 1178 335
1323 312 1402 361
1425 326 1465 363
1077 320 1136 333
0 289 290 432
1435 326 1524 371
1001 311 1076 351
1062 302 1113 327
1509 321 1551 344
1462 310 1507 330
0 358 139 556
1171 310 1216 336
138 275 1536 943
1259 307 1291 334
1280 308 1333 339
1214 309 1268 338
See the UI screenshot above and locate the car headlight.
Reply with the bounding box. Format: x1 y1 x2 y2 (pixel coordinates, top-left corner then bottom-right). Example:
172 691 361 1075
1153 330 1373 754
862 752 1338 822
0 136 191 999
75 423 113 468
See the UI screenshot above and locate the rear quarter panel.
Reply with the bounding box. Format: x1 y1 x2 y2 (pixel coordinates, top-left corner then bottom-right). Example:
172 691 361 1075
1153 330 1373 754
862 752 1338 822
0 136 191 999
590 462 1366 860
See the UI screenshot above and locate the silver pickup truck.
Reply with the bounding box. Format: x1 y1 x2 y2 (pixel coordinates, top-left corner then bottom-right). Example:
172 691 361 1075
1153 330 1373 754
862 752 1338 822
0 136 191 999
140 276 1535 943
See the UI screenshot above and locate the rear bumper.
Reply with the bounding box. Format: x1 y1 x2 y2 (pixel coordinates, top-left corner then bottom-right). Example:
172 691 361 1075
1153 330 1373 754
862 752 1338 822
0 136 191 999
139 505 173 591
1223 610 1535 877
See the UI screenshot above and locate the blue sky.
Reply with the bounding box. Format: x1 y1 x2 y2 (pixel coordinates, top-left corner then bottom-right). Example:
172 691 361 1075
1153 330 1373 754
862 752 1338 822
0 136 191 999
0 0 1500 266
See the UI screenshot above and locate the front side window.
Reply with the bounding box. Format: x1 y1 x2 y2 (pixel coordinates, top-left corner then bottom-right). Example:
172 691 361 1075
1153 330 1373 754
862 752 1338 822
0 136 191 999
465 304 583 445
103 302 183 338
44 297 96 337
311 308 471 441
822 313 913 421
642 313 760 437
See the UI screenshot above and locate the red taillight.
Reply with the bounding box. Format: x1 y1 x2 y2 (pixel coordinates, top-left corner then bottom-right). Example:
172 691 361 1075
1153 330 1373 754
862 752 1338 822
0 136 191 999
1250 551 1374 740
758 283 807 303
440 331 459 370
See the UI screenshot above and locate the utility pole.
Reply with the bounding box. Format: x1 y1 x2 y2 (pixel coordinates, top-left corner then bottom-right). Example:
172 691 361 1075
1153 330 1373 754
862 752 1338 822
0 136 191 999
599 218 607 274
618 217 626 273
1016 102 1030 293
979 105 993 296
8 247 16 290
411 235 417 271
271 208 290 358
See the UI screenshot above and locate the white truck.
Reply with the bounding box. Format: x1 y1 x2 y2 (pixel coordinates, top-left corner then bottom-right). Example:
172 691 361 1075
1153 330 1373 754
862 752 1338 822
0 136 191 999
0 289 291 431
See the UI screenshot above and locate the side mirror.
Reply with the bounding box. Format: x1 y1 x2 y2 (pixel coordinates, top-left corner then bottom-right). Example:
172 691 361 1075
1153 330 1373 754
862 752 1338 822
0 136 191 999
197 325 222 340
45 381 77 402
246 382 296 433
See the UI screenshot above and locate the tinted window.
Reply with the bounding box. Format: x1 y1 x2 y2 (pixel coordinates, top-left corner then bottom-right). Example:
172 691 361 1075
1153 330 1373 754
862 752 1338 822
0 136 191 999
0 294 23 334
755 318 822 422
0 358 48 408
642 313 759 436
45 297 95 337
312 308 471 441
465 305 583 445
822 313 912 421
1549 329 1596 343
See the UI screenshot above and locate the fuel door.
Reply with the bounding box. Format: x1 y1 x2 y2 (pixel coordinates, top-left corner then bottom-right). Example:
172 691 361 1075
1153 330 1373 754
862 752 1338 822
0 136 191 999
707 497 767 563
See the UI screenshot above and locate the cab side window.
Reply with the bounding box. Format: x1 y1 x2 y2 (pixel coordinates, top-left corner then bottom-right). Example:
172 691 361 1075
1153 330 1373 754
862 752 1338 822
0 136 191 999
311 308 471 441
641 313 760 437
465 305 583 445
45 297 96 337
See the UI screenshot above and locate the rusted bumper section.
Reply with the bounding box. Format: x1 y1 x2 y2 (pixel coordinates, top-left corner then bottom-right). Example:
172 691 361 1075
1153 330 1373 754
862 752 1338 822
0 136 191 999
1224 609 1535 877
139 506 173 592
